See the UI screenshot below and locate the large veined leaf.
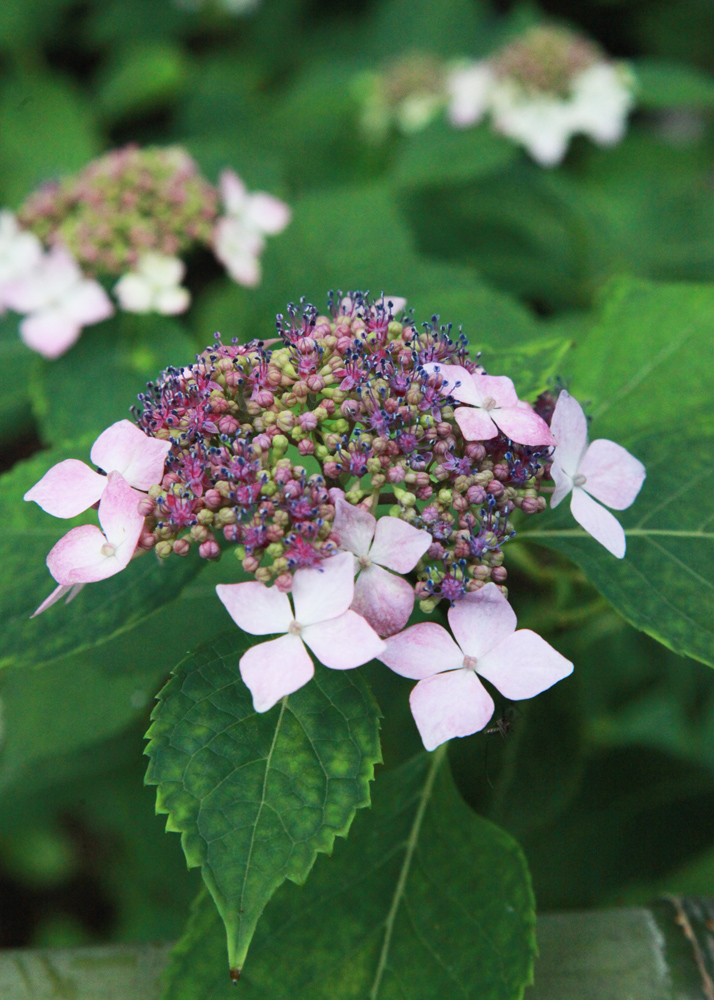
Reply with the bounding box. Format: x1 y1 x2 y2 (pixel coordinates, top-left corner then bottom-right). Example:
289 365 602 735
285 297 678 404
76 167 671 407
521 431 714 669
145 631 382 976
159 749 536 999
569 277 714 444
0 442 203 671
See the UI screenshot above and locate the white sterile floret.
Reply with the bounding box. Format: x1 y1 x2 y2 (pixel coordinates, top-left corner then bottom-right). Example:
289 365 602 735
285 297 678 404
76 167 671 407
0 210 43 302
213 170 291 288
446 62 495 128
114 253 191 315
568 62 636 145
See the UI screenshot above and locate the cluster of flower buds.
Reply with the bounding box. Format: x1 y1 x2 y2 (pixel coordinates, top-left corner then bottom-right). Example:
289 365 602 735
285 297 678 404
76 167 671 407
354 26 635 167
0 146 290 358
25 292 646 750
130 292 558 610
447 25 635 166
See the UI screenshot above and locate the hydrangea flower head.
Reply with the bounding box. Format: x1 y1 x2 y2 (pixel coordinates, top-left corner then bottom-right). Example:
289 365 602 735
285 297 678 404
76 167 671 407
446 25 635 166
356 53 446 140
548 390 646 558
114 253 191 315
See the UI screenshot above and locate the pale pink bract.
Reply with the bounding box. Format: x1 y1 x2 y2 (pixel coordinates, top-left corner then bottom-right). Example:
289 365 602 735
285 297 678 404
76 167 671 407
333 495 431 636
378 582 573 750
550 390 646 558
216 551 386 712
422 362 554 447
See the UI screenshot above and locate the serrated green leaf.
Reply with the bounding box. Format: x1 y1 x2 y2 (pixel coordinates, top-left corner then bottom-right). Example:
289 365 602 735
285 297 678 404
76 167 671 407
31 312 196 447
521 431 714 669
0 443 203 671
160 749 536 999
145 631 382 974
569 277 714 444
395 121 517 190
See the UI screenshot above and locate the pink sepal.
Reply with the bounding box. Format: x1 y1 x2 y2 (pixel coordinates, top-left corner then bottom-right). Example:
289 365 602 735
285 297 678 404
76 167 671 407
216 581 293 635
369 516 431 574
239 633 314 713
380 622 462 680
476 628 573 700
409 670 495 751
291 551 355 626
578 439 646 510
91 419 171 490
303 610 386 669
447 583 517 659
352 564 416 637
24 459 106 518
571 488 627 558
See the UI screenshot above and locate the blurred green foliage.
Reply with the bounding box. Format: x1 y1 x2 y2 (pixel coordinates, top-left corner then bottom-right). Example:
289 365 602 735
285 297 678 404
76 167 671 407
1 0 714 993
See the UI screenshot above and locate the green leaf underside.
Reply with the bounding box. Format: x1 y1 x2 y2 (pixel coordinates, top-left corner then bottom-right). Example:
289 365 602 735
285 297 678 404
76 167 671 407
144 630 382 972
160 750 536 1000
569 277 714 444
521 431 714 668
0 443 203 671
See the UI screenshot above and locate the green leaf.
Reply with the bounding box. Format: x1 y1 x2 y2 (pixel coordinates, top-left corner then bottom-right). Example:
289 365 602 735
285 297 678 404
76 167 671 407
31 312 196 447
145 632 382 975
0 72 99 206
635 57 714 109
0 313 38 446
160 749 536 998
521 430 714 669
568 277 714 444
481 334 572 401
95 41 190 123
367 0 484 59
0 444 204 671
395 121 517 190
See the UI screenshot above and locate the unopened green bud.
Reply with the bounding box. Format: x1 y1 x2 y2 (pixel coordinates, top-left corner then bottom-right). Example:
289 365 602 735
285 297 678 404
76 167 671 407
419 597 438 614
394 488 416 507
345 489 366 504
272 434 289 454
197 509 214 525
315 444 329 461
155 540 173 559
266 542 285 558
438 488 453 505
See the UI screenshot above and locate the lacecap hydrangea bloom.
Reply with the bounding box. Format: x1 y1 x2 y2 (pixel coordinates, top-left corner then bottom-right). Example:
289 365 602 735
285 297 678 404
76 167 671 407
447 25 636 166
3 145 290 358
354 54 447 140
25 292 645 748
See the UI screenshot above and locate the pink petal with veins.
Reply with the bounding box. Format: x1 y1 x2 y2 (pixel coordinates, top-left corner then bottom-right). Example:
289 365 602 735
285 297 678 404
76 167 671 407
352 564 415 637
379 621 463 680
239 633 314 712
302 610 385 669
550 390 588 476
476 629 573 700
216 581 293 636
24 459 106 518
571 487 626 558
550 461 573 509
96 472 143 545
409 669 495 751
454 405 498 441
491 404 554 446
291 551 355 626
370 516 431 574
578 439 646 510
447 583 517 660
333 497 375 558
91 419 171 489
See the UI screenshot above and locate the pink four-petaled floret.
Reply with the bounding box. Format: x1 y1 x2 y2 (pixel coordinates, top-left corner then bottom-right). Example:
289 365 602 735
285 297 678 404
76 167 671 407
216 551 386 712
378 582 573 750
550 390 646 558
332 495 431 636
33 471 146 616
422 362 554 447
